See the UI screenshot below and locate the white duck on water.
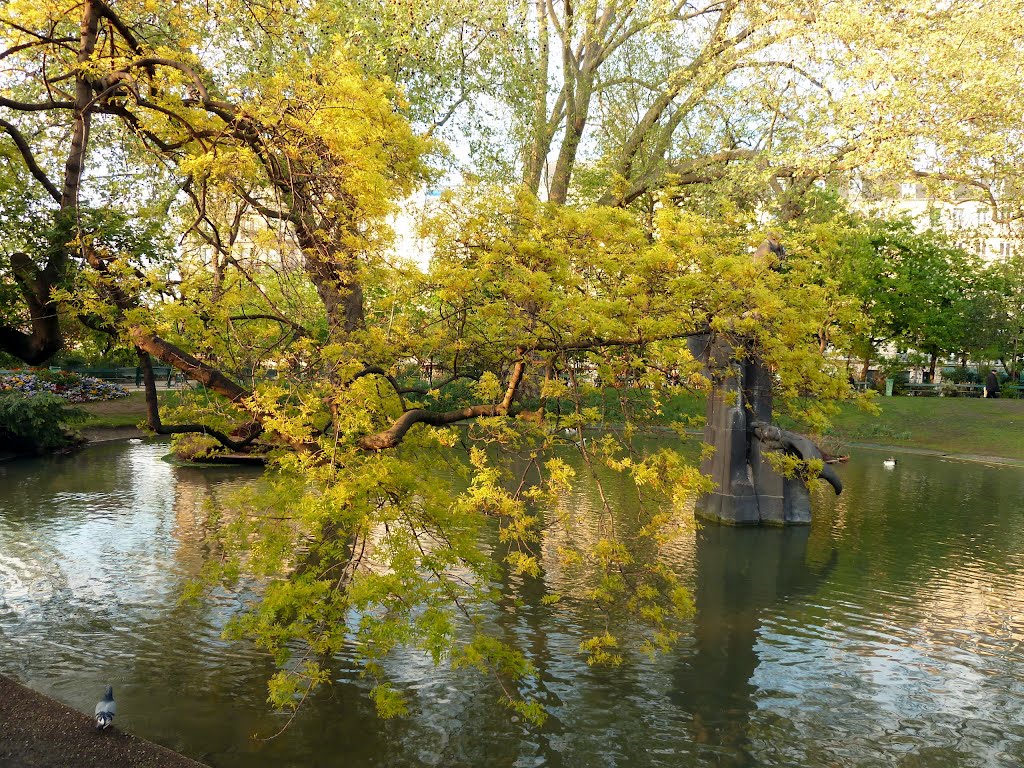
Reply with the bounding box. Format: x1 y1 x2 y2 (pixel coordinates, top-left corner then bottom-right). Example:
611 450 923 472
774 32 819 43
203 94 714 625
883 457 897 468
95 686 116 730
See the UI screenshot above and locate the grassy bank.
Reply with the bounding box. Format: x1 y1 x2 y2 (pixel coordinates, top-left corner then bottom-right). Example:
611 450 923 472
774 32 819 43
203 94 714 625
823 397 1024 459
78 392 155 429
76 389 1024 461
559 389 1024 460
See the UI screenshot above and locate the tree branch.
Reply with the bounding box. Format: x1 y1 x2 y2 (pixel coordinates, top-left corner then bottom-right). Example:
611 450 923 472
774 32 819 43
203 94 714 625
398 372 479 395
0 118 61 202
229 313 310 338
357 353 527 451
345 366 409 412
136 348 263 451
0 95 75 111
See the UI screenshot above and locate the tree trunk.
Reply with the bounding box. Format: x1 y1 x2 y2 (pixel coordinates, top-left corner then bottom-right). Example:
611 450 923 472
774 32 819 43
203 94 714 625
292 221 365 335
0 1 101 364
521 0 551 194
861 352 872 382
548 95 590 205
0 253 64 363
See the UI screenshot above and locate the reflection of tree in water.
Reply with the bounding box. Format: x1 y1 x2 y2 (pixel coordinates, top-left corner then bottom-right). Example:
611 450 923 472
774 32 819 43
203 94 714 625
671 524 837 765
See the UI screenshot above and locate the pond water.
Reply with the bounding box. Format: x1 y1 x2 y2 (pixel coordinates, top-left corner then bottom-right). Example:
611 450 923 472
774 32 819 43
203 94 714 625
2 440 1024 767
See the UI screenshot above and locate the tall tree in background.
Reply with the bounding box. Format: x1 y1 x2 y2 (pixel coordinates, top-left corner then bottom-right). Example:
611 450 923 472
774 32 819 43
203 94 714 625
843 219 980 381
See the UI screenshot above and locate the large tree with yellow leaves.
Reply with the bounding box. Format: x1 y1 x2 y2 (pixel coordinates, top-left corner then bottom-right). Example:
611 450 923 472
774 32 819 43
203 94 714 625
1 0 1021 720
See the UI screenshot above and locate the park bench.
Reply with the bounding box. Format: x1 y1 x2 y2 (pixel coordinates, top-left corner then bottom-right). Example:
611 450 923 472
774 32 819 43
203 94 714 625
954 383 984 397
65 366 137 383
63 366 179 386
903 383 939 396
903 382 984 397
134 366 182 387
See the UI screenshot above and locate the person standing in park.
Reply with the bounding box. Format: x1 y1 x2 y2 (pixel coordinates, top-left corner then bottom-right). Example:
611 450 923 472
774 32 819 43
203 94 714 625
986 369 1001 398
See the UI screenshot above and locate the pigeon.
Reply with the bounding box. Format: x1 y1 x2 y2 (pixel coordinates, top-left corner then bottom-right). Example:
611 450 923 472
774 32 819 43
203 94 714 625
95 686 116 730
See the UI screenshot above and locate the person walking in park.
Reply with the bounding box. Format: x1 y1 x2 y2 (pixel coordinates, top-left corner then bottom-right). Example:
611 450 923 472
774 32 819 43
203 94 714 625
986 369 1001 398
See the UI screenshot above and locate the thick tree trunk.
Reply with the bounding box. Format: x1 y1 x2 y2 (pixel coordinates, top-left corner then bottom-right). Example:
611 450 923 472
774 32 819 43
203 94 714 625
293 224 365 335
521 0 551 195
0 2 100 364
0 253 63 363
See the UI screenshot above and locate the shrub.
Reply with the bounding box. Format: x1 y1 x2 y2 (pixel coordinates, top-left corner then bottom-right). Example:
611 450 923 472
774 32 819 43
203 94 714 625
0 392 86 453
943 367 979 384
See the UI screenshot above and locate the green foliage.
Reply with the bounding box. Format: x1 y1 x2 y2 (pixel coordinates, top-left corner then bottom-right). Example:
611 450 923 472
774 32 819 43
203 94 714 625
832 217 982 370
0 392 85 453
160 188 871 725
974 254 1024 377
0 0 942 729
943 367 980 384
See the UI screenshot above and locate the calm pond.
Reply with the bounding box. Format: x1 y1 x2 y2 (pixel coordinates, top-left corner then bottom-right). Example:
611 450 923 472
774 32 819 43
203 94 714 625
1 440 1024 767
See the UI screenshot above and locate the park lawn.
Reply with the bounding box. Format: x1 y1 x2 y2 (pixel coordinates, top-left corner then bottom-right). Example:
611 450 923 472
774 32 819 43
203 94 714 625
78 392 154 429
823 397 1024 459
657 390 1024 460
651 390 1024 460
73 389 1024 460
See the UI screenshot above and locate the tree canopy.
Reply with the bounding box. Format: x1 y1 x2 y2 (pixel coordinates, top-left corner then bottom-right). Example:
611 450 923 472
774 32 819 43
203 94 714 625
2 0 1022 720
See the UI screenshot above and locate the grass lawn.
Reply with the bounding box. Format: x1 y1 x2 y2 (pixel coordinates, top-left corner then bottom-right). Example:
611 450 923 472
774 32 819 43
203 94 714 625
641 390 1024 460
78 392 152 429
823 396 1024 459
74 389 1024 461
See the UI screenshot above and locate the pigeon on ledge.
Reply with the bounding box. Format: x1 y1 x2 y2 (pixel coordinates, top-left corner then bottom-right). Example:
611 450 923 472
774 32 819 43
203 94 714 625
95 686 116 730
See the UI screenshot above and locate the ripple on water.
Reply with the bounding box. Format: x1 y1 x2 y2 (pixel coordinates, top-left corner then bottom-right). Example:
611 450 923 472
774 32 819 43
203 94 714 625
2 444 1024 768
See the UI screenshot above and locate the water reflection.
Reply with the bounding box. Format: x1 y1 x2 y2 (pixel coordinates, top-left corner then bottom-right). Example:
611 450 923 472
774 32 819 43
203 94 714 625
2 443 1024 767
671 525 836 766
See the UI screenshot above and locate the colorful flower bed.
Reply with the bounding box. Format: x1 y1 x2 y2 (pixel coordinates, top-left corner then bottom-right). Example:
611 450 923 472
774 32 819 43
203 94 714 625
0 371 130 403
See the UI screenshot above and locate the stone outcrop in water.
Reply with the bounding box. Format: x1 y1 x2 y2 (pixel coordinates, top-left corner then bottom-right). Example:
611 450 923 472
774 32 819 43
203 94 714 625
688 332 842 526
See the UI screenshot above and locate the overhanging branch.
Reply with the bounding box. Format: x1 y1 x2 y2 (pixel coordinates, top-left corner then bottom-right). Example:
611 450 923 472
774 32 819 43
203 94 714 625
357 354 526 451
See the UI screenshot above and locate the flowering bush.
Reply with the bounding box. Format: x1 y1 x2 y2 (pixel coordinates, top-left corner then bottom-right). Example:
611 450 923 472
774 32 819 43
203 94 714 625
0 371 130 403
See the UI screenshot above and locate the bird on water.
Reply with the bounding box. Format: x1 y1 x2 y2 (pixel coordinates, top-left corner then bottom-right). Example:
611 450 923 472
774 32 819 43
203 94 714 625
95 686 116 730
883 457 897 468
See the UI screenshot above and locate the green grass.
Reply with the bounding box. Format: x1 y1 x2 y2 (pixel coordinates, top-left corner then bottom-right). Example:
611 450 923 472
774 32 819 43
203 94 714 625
77 392 152 429
578 388 1024 460
822 397 1024 459
74 388 1024 461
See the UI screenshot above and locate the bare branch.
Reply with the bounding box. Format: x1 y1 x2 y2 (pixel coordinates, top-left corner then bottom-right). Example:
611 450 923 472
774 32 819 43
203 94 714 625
229 312 311 338
0 95 75 111
236 188 295 222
